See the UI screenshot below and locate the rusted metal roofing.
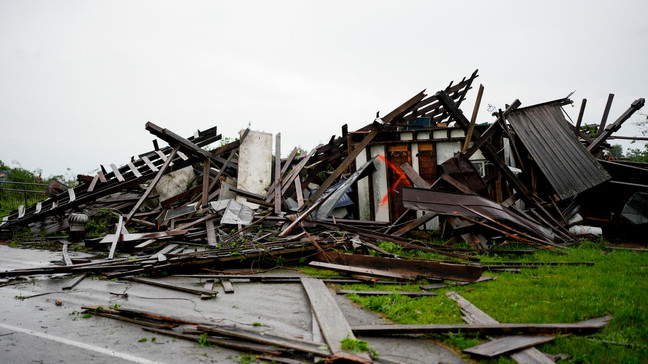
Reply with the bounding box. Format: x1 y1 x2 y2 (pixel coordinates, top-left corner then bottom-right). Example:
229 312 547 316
506 101 610 199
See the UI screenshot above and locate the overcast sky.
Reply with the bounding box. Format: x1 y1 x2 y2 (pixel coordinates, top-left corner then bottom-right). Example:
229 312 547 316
1 0 647 178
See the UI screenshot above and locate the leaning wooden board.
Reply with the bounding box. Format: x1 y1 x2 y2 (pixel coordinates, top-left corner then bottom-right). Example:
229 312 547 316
301 277 372 363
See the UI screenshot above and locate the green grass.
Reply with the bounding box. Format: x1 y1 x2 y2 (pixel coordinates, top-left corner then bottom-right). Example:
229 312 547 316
339 242 648 363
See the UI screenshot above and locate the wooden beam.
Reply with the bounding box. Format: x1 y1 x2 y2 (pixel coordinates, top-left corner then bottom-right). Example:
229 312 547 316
463 84 484 152
274 133 282 214
301 277 372 363
124 145 179 224
598 93 615 133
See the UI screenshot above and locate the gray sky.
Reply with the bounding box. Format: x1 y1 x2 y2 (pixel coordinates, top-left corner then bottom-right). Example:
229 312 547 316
1 0 647 178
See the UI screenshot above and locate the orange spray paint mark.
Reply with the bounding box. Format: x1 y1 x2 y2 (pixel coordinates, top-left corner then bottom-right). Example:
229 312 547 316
376 154 412 206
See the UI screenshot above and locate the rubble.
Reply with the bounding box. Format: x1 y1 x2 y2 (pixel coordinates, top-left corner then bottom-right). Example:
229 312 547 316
0 70 645 362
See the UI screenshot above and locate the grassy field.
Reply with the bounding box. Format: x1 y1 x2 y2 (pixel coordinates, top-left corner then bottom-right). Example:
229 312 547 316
325 241 648 363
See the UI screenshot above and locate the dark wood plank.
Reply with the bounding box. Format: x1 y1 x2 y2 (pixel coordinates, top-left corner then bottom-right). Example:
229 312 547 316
309 261 416 281
301 277 372 363
124 276 217 297
464 335 556 358
352 319 611 336
220 279 235 294
337 290 437 297
198 324 331 357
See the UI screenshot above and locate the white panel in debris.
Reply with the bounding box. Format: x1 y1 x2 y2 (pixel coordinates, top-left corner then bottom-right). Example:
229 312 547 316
355 150 371 220
450 129 466 138
370 145 389 222
236 130 273 208
435 141 462 165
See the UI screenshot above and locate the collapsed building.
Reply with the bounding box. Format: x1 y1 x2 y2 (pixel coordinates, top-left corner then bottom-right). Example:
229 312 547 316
0 70 644 362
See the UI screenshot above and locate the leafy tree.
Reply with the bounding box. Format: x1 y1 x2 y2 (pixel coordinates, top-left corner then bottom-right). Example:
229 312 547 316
627 113 648 162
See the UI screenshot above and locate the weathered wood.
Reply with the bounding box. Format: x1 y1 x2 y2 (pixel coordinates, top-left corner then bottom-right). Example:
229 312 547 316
61 273 87 290
400 163 432 189
598 93 615 134
464 335 557 358
352 319 611 336
309 261 417 280
437 91 534 204
108 215 124 259
205 219 217 247
392 212 437 237
61 241 73 266
588 98 645 154
143 327 286 356
306 90 427 207
198 324 332 357
201 158 211 207
301 277 372 363
124 145 179 224
447 291 555 364
274 133 282 214
124 276 217 297
574 98 587 134
220 279 235 294
463 83 484 152
314 251 482 282
337 290 437 297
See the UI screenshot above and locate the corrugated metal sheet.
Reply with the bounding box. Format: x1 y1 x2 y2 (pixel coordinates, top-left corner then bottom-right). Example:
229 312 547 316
506 102 610 199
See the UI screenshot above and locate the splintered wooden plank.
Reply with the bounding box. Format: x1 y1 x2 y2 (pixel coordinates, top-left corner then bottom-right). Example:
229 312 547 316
125 145 179 224
67 188 76 202
301 277 372 363
198 325 331 357
201 158 211 207
220 280 235 294
62 242 73 266
337 290 437 297
127 162 142 178
62 273 87 290
205 220 217 246
108 215 124 259
309 261 416 281
110 163 125 182
352 321 609 336
446 291 554 364
274 133 282 214
141 156 159 172
124 276 216 297
87 174 99 192
464 335 556 358
143 327 286 356
97 171 107 183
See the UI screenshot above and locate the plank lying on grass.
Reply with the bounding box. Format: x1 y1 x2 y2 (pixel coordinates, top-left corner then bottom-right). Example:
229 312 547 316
309 261 417 281
463 335 557 358
351 319 612 336
447 291 554 364
336 290 437 297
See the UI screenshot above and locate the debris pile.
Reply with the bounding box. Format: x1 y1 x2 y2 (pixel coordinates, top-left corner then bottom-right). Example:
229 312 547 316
0 70 644 362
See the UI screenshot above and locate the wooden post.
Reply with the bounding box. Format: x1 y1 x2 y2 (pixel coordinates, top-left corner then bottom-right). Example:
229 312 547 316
598 93 615 134
463 84 484 152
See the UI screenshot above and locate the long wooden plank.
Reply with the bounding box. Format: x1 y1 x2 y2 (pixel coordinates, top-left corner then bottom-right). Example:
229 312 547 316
198 325 331 357
143 327 286 356
309 261 416 281
301 277 372 363
352 320 611 336
124 145 179 224
108 215 124 259
464 335 556 358
337 290 437 297
274 133 282 214
124 276 217 297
